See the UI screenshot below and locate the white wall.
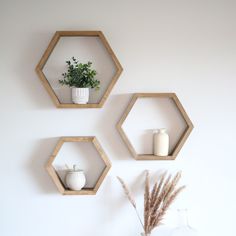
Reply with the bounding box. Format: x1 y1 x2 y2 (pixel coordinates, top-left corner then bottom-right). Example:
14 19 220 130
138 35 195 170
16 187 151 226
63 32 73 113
0 0 236 235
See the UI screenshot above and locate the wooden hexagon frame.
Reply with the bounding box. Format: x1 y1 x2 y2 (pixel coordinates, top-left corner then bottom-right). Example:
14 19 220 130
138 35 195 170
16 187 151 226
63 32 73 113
36 31 123 108
117 93 194 160
46 136 111 195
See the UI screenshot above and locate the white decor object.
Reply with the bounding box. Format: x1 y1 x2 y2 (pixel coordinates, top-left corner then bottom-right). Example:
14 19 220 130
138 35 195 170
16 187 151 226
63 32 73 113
153 128 169 156
65 165 86 191
72 88 89 104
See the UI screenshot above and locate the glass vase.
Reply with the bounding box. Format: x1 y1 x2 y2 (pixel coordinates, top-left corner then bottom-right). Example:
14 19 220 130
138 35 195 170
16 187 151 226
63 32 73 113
170 209 198 236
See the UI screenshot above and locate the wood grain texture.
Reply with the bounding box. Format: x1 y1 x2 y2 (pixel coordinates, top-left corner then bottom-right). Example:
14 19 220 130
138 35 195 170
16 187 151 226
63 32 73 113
35 31 123 108
117 93 194 160
45 136 112 195
92 137 111 192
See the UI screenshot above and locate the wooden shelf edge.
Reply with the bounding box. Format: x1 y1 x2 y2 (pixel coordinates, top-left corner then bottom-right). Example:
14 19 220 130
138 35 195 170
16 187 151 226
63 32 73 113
46 136 111 195
35 30 123 109
63 188 96 195
135 155 175 161
117 92 194 161
57 103 101 108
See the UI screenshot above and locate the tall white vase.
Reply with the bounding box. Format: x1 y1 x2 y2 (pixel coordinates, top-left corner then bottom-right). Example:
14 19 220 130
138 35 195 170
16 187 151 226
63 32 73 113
153 129 169 156
72 87 89 104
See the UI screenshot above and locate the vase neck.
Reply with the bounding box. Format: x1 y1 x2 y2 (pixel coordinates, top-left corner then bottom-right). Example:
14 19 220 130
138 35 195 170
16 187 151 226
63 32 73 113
177 209 189 227
153 128 167 134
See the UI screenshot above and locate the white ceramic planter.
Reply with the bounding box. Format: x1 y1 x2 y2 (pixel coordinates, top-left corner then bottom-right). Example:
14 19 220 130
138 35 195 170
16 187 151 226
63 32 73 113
65 169 86 191
72 88 89 104
153 128 169 156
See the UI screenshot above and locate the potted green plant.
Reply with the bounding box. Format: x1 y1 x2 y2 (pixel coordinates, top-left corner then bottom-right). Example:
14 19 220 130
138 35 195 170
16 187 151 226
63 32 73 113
59 57 100 104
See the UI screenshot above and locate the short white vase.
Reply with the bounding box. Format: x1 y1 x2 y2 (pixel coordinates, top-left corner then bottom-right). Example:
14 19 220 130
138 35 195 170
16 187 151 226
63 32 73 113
153 128 169 156
65 168 86 191
72 87 89 104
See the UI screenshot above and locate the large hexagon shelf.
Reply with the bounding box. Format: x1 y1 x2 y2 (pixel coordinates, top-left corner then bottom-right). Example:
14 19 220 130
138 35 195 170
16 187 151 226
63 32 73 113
46 136 111 195
117 93 194 160
36 31 123 108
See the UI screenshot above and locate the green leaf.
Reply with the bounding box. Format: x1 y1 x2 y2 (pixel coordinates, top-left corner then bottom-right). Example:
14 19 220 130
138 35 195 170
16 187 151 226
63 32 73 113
59 58 99 89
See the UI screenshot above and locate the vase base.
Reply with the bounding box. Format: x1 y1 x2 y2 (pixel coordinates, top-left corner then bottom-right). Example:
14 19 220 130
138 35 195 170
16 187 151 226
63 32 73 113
73 101 88 104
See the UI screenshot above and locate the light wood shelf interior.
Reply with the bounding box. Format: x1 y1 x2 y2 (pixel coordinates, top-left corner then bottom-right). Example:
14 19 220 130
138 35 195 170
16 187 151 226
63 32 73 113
36 31 123 108
117 93 194 160
46 136 111 195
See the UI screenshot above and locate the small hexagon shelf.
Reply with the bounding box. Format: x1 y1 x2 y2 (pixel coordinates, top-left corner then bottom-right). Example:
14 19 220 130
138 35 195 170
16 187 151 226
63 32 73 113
46 136 111 195
36 31 123 108
117 93 194 160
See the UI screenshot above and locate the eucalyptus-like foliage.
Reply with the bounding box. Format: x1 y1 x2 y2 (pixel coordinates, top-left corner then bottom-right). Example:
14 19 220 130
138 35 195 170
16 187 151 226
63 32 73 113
59 57 100 89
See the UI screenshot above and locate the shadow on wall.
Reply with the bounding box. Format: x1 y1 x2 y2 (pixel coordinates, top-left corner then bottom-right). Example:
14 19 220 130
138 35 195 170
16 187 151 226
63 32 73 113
96 172 147 235
27 137 59 194
25 94 136 194
95 93 134 161
103 172 146 219
17 31 58 109
17 31 119 109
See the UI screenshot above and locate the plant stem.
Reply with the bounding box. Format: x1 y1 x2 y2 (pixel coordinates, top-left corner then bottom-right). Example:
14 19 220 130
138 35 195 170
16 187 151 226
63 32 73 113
134 207 145 231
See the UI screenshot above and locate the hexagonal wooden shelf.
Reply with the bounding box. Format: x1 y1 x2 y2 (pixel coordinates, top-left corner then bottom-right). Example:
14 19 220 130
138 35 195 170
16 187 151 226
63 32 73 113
117 93 194 160
36 31 123 108
46 136 111 195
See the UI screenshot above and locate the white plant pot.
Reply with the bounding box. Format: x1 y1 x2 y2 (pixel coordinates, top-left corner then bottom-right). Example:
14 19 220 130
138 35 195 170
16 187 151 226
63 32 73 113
65 170 86 191
72 88 89 104
153 128 169 156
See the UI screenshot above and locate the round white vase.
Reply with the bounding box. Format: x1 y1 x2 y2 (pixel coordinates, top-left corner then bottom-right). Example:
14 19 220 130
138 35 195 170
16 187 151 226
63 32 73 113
72 88 89 104
65 169 86 191
153 128 169 156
